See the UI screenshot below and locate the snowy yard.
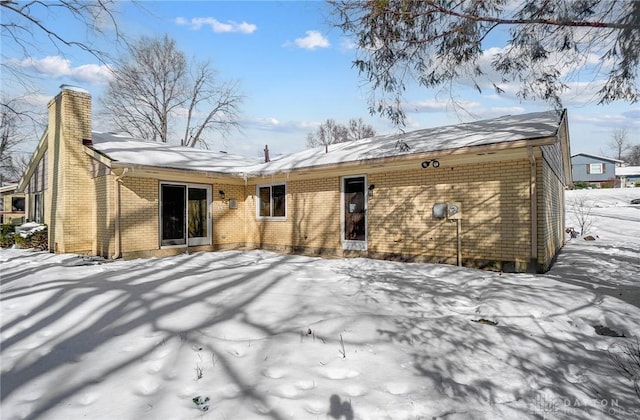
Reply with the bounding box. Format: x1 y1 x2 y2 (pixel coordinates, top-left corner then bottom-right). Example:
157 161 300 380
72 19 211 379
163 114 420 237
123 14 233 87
1 189 640 420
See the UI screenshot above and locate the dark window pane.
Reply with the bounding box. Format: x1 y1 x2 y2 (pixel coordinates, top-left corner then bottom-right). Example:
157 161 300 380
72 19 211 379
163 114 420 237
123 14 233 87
12 197 25 212
272 185 285 217
188 188 207 238
259 187 271 217
161 185 186 245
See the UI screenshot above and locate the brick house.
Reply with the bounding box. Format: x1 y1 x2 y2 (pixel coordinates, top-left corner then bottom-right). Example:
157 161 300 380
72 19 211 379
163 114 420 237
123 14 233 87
18 86 572 272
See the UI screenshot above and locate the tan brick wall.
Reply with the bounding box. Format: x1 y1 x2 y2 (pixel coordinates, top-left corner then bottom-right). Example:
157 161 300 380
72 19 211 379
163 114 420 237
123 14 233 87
537 159 565 271
368 160 532 266
95 173 115 257
244 177 341 254
213 183 246 246
240 160 533 268
119 177 159 252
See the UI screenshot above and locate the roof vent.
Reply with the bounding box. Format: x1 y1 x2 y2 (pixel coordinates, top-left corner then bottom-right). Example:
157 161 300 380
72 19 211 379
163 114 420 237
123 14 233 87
264 145 270 163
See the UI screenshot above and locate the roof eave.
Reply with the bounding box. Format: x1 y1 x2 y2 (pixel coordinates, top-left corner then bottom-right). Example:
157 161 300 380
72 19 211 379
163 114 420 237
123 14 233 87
249 136 557 178
17 129 49 192
110 162 247 184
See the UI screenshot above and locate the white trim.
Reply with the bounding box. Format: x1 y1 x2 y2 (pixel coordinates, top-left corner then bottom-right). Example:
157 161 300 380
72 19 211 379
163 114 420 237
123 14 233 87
255 182 287 221
159 182 212 248
341 175 367 251
187 184 212 246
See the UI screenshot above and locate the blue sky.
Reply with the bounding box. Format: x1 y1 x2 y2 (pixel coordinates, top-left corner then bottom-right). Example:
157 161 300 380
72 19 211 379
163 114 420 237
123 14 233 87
3 0 638 159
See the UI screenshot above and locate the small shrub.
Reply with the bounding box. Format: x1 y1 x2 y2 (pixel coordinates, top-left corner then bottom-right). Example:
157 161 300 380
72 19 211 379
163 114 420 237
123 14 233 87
15 225 48 251
609 339 640 400
0 224 16 248
569 193 594 236
572 181 590 190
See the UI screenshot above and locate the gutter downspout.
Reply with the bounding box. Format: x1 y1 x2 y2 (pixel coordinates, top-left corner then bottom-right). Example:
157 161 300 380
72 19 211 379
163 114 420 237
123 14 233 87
112 168 129 259
456 219 462 267
528 147 538 272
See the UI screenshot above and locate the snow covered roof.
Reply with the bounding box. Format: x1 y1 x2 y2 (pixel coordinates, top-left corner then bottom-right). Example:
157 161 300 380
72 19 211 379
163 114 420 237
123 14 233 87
570 152 624 163
248 110 563 175
90 110 564 177
90 132 262 173
616 166 640 176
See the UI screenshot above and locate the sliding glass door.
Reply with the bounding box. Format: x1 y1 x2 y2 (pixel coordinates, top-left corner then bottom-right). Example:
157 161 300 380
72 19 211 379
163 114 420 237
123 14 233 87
161 183 211 247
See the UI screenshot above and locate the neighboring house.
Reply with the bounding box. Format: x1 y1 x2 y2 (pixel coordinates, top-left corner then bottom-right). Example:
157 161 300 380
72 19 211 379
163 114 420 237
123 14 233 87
571 153 623 187
616 166 640 187
0 184 25 225
17 86 572 272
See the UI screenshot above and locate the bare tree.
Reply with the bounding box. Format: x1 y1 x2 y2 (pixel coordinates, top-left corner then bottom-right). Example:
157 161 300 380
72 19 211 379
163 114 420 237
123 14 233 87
102 35 242 148
347 117 376 141
306 118 376 149
329 0 640 126
1 0 123 183
608 128 632 160
181 62 242 148
0 98 38 185
1 0 120 96
624 145 640 166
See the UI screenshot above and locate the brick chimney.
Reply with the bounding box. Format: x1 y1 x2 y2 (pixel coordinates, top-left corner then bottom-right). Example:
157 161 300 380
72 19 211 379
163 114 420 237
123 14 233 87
47 85 94 254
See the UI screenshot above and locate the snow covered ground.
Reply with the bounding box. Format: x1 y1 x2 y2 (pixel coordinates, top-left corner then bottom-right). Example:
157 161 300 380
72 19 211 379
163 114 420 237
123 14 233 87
1 189 639 420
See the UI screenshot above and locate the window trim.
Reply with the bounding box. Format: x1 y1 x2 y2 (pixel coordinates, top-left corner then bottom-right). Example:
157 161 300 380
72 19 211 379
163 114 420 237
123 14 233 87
159 182 212 248
256 182 287 220
341 174 368 251
587 163 604 175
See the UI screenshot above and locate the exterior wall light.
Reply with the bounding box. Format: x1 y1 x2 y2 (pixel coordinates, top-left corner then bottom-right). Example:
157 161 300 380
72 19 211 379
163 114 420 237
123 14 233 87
421 160 440 169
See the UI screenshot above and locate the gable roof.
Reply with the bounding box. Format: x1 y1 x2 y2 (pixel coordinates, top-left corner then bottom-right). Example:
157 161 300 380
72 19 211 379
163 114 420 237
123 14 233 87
90 110 565 177
570 153 624 163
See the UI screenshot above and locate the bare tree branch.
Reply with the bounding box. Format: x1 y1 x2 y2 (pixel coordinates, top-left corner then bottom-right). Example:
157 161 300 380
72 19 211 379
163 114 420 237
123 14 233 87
306 118 376 148
329 0 640 126
102 35 242 148
607 128 632 160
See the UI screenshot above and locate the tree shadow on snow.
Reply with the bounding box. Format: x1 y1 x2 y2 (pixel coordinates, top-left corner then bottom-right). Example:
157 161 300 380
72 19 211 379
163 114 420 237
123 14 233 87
547 241 640 309
331 258 640 419
0 250 313 420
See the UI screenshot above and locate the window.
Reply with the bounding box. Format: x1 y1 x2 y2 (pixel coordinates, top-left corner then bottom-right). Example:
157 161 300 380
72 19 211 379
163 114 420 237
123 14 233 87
587 163 604 175
257 183 286 219
12 197 25 212
160 183 211 247
27 152 47 223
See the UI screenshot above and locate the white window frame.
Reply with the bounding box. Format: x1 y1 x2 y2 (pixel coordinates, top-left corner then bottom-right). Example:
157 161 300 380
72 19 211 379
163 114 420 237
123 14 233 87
588 163 604 175
341 175 368 251
256 183 287 221
159 182 212 248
